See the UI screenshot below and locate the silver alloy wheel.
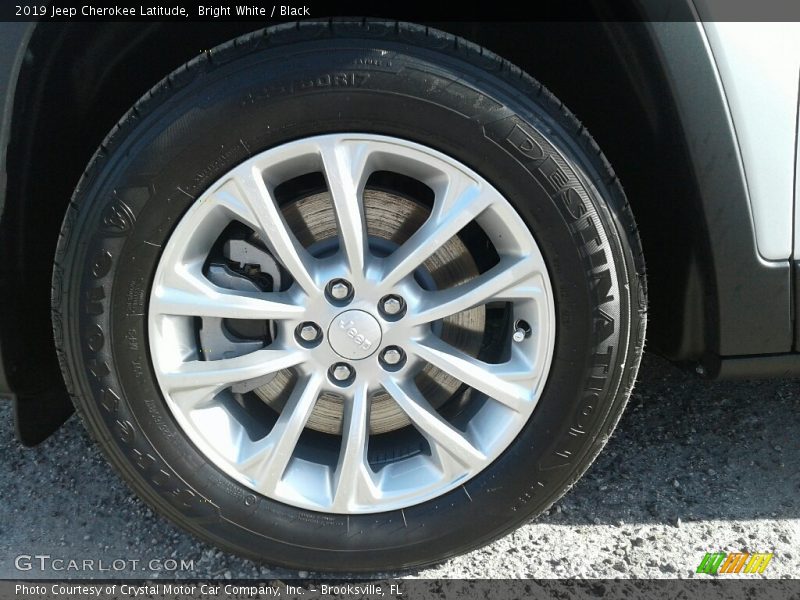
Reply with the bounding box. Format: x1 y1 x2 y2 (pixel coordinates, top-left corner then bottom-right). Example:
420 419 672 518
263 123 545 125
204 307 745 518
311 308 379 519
148 134 556 514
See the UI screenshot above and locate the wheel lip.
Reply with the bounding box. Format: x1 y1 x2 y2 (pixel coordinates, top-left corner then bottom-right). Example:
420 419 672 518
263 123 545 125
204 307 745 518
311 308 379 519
147 133 557 514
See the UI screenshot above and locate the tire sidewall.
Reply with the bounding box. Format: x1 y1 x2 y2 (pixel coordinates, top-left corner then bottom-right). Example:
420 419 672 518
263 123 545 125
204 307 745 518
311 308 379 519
56 34 638 570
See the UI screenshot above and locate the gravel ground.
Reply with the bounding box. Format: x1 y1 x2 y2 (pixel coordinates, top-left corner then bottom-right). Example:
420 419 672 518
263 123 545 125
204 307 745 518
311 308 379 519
1 354 797 580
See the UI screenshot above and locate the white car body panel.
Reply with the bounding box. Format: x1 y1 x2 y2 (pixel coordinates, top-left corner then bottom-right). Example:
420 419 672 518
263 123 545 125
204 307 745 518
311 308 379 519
702 22 800 261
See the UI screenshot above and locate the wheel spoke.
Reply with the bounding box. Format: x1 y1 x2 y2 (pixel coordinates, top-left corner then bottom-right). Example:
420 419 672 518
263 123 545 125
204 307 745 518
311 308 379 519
318 140 371 279
411 336 534 412
238 373 323 491
380 179 496 289
152 261 303 320
381 376 485 469
331 382 375 511
214 172 318 295
161 348 304 397
408 255 545 326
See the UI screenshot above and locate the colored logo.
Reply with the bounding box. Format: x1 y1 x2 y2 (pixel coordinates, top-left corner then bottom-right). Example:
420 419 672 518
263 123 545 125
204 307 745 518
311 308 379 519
696 552 773 575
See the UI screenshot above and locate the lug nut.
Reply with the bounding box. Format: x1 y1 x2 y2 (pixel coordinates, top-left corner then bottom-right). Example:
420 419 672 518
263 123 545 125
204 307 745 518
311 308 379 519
297 322 321 343
327 279 353 303
380 346 405 367
380 295 406 318
330 363 354 384
330 282 350 299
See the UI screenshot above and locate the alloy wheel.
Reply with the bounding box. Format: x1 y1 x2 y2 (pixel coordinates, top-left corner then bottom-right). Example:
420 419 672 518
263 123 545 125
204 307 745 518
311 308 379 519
148 134 556 513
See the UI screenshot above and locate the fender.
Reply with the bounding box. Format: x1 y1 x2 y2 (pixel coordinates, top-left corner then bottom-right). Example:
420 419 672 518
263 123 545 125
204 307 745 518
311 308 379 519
0 23 73 445
642 12 793 370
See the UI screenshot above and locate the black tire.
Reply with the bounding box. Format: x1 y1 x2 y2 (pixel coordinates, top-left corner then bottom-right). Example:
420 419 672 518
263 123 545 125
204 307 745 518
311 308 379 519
52 21 646 571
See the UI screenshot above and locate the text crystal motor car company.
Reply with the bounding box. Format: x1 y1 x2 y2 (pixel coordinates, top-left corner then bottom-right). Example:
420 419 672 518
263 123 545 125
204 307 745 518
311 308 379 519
15 583 390 597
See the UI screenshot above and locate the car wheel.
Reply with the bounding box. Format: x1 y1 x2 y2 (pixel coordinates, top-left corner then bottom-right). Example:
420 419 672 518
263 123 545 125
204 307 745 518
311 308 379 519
52 21 646 571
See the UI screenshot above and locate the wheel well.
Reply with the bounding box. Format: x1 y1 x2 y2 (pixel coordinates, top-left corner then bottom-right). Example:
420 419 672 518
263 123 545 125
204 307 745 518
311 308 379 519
2 17 711 442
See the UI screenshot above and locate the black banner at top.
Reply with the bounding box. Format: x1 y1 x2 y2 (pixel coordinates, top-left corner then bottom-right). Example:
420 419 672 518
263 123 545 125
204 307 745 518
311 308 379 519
3 0 800 22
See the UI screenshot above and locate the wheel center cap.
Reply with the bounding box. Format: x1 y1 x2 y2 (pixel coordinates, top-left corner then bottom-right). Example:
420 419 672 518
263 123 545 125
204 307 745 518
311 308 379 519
327 310 382 360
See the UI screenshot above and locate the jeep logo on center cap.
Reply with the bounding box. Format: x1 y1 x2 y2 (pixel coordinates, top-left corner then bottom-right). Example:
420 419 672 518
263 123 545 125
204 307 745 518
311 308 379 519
327 310 382 360
339 318 373 351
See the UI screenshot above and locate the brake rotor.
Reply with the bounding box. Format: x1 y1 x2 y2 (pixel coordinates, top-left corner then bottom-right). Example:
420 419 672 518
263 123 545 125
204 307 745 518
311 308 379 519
253 188 485 435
